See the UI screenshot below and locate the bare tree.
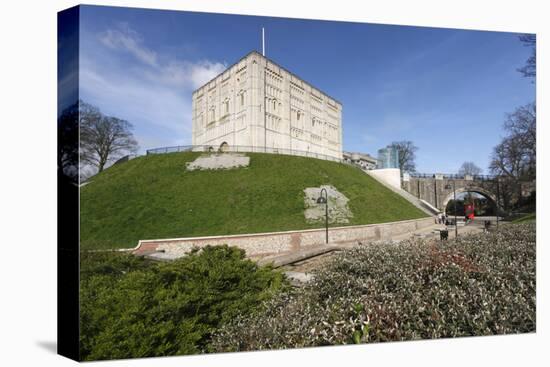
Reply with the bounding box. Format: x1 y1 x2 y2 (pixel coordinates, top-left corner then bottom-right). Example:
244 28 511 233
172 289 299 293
58 101 80 182
390 141 418 173
490 136 526 179
504 103 536 178
458 161 482 176
518 34 536 79
487 35 536 210
80 101 138 173
490 103 536 180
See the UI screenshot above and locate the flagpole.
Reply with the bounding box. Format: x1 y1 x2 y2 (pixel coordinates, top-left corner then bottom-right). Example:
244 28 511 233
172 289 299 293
262 27 265 56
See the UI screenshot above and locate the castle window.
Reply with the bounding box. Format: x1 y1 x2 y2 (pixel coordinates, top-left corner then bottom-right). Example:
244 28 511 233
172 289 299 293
240 91 245 106
223 99 230 115
209 107 215 122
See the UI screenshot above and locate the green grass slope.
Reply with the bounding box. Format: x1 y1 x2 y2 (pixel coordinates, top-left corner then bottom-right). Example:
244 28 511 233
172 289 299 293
511 212 536 223
80 152 427 250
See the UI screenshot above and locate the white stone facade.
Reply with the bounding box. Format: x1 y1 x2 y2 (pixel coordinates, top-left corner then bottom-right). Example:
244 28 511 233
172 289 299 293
191 51 343 160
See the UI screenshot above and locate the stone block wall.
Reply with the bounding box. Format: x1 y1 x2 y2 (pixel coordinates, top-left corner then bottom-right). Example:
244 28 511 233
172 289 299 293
134 217 433 259
191 51 343 160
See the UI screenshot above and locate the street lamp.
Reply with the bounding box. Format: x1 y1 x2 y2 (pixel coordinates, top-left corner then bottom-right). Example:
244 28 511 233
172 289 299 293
495 177 500 230
317 188 329 244
445 181 458 238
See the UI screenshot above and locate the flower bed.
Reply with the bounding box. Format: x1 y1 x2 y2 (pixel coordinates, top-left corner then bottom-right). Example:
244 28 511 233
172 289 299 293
212 223 536 351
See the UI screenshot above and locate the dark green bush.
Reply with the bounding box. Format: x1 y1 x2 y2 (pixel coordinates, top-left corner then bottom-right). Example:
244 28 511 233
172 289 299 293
80 245 287 360
211 224 536 351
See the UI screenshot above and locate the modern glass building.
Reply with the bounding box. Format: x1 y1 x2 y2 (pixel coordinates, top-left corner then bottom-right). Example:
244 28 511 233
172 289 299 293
377 145 399 169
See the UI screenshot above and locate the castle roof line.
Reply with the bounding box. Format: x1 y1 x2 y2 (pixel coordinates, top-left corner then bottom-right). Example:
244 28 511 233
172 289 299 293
192 50 342 105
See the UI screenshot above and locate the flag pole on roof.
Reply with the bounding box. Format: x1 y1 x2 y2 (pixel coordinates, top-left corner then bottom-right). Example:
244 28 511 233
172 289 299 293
262 27 265 56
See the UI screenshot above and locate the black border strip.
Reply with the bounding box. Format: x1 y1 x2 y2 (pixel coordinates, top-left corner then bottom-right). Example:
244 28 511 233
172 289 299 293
57 5 80 361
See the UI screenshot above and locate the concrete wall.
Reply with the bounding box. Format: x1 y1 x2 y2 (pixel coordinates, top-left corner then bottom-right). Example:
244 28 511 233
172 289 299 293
134 217 433 259
368 168 401 190
192 51 343 160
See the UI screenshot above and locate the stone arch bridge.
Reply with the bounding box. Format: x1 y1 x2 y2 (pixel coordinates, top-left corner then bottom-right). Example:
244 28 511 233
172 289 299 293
401 173 502 214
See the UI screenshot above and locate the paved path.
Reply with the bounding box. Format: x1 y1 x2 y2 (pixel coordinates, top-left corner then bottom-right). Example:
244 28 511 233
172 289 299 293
142 218 497 265
272 220 498 285
257 245 340 268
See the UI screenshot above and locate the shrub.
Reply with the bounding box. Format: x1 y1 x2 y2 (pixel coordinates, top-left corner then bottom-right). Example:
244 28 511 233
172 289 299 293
80 245 287 360
211 224 536 351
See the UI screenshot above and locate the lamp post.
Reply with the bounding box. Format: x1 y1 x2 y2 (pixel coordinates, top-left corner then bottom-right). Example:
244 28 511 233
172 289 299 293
495 177 500 230
317 188 329 244
445 181 458 238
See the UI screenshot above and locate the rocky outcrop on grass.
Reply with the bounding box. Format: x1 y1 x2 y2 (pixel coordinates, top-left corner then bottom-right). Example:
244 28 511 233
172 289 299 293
304 185 353 224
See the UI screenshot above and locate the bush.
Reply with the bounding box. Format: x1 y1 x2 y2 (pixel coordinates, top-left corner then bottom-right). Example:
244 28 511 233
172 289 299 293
211 224 536 351
80 245 287 360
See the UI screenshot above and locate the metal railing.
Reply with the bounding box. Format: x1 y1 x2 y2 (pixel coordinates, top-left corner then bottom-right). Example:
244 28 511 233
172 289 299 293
408 173 497 181
146 144 344 163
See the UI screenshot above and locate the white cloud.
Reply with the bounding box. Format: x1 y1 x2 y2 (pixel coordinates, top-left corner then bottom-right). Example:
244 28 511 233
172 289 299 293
79 66 189 133
98 23 225 89
99 23 158 67
142 59 226 90
80 23 227 152
188 61 226 89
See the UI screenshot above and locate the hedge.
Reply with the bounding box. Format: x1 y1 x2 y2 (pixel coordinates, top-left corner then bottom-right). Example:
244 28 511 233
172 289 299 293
212 223 536 351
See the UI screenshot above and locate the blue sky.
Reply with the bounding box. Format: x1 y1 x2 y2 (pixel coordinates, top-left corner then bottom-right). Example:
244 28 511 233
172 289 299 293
73 5 535 173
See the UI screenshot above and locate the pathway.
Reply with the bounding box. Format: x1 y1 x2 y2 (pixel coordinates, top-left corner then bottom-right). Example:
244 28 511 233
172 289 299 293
272 219 497 286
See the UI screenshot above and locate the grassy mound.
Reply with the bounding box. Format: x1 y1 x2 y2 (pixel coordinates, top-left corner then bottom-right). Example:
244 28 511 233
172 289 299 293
80 152 426 250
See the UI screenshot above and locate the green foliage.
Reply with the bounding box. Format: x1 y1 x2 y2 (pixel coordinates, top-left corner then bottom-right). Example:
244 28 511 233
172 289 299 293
512 212 536 223
80 152 426 250
80 246 287 360
211 224 536 351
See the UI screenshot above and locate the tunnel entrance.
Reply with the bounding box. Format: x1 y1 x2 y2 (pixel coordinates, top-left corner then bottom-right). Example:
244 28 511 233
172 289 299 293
445 191 497 217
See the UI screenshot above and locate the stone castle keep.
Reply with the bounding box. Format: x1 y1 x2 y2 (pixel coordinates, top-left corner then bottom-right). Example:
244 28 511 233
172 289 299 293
192 51 343 160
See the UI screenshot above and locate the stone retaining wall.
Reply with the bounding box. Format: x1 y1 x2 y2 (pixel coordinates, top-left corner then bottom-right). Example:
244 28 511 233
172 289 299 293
134 217 433 259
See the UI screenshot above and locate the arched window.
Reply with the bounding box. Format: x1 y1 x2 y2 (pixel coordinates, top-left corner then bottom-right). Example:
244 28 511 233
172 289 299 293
209 107 215 122
223 99 230 115
240 91 245 106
